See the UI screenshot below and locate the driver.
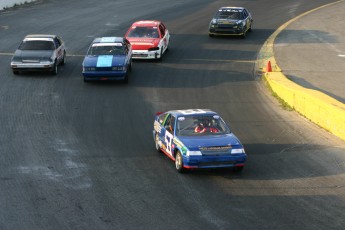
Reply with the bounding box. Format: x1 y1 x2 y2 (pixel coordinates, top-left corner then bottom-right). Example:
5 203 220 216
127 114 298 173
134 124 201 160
194 118 219 133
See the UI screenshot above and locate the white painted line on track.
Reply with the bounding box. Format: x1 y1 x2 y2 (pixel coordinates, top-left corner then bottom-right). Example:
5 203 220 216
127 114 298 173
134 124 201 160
0 52 85 57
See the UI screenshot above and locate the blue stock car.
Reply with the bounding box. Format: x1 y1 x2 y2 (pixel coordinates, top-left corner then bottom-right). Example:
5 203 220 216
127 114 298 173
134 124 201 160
82 37 132 83
153 109 247 173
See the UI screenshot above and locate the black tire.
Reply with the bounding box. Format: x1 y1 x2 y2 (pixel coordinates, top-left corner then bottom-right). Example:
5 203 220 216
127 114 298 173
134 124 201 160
128 59 132 72
175 151 184 173
61 51 66 66
233 165 244 172
241 30 246 39
13 70 19 75
155 133 162 153
248 21 253 32
123 72 129 84
83 78 89 83
51 61 58 75
157 49 163 62
209 33 214 37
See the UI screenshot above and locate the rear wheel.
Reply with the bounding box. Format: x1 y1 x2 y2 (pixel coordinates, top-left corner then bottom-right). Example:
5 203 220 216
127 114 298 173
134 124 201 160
13 70 19 75
128 59 132 72
233 165 244 172
123 72 129 84
175 151 184 173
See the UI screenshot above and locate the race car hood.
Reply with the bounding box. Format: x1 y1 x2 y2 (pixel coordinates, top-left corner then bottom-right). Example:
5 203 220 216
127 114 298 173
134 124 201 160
127 38 160 50
83 55 126 67
12 50 54 62
177 134 242 151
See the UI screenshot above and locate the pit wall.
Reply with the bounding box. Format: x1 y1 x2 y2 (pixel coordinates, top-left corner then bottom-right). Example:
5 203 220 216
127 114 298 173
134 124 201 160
258 1 345 142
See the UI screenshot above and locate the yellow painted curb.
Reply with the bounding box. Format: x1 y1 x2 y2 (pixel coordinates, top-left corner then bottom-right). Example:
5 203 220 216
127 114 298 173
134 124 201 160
258 0 345 142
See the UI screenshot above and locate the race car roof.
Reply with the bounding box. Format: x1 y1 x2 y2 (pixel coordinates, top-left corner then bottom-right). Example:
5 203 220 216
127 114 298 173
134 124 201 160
131 20 161 27
25 34 57 39
23 34 58 41
167 109 217 117
219 6 245 10
92 37 124 44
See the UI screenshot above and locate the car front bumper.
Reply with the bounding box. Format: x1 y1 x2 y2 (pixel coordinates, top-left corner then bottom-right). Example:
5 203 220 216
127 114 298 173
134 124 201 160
209 26 245 36
131 50 161 59
11 62 55 71
182 154 246 169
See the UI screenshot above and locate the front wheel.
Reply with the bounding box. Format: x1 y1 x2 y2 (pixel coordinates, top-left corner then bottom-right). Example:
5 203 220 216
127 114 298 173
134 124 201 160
248 21 253 32
157 49 163 62
241 30 247 39
175 151 184 173
51 61 58 75
155 133 162 153
61 51 66 66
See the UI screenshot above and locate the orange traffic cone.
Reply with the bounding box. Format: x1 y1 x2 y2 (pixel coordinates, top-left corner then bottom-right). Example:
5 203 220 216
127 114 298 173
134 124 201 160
266 61 272 72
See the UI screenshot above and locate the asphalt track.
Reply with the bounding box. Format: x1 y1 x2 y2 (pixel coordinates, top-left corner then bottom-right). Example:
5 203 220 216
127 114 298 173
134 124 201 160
0 0 345 229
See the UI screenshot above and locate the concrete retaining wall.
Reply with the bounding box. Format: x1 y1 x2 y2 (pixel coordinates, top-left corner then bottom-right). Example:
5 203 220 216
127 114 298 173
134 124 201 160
258 1 345 142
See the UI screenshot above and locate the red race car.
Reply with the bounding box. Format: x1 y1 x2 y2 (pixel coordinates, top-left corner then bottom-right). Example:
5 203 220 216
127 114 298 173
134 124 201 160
125 20 170 60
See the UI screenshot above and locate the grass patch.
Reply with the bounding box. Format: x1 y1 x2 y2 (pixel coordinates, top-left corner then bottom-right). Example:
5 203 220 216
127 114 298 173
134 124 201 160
263 76 293 111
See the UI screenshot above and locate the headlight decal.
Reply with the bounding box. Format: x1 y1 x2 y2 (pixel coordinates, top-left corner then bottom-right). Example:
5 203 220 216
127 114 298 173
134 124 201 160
187 151 202 156
231 148 245 154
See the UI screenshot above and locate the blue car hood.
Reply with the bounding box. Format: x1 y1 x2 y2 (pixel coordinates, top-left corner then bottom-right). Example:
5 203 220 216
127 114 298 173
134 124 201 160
177 134 242 150
83 55 126 67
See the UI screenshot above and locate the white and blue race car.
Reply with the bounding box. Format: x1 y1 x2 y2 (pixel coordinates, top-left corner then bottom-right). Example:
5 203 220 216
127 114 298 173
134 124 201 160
153 109 247 173
82 37 132 83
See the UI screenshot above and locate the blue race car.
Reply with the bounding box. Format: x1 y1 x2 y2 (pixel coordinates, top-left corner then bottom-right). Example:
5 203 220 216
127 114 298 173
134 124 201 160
82 37 132 83
153 109 247 173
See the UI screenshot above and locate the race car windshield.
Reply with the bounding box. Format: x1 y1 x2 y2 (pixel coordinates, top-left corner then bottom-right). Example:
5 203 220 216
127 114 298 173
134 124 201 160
88 45 125 56
176 115 231 136
217 11 243 20
19 40 55 50
127 27 159 38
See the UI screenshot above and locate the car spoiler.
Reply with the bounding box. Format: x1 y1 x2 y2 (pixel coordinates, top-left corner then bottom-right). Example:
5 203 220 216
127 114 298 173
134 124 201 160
155 112 164 116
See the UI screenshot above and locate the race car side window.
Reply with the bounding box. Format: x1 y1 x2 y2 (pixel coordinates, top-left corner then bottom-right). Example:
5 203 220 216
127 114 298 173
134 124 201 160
164 114 175 133
243 10 248 19
124 39 131 52
54 38 61 49
123 42 129 54
158 113 167 124
159 25 165 37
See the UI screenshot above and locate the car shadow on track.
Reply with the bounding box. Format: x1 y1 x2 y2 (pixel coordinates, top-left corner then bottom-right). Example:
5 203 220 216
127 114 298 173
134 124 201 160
158 143 345 181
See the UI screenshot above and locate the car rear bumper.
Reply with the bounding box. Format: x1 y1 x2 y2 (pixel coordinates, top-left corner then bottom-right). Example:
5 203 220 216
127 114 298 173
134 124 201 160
82 71 127 81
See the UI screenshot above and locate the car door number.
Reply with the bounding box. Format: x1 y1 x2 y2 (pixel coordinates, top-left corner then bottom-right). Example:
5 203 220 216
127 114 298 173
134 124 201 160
164 131 173 156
